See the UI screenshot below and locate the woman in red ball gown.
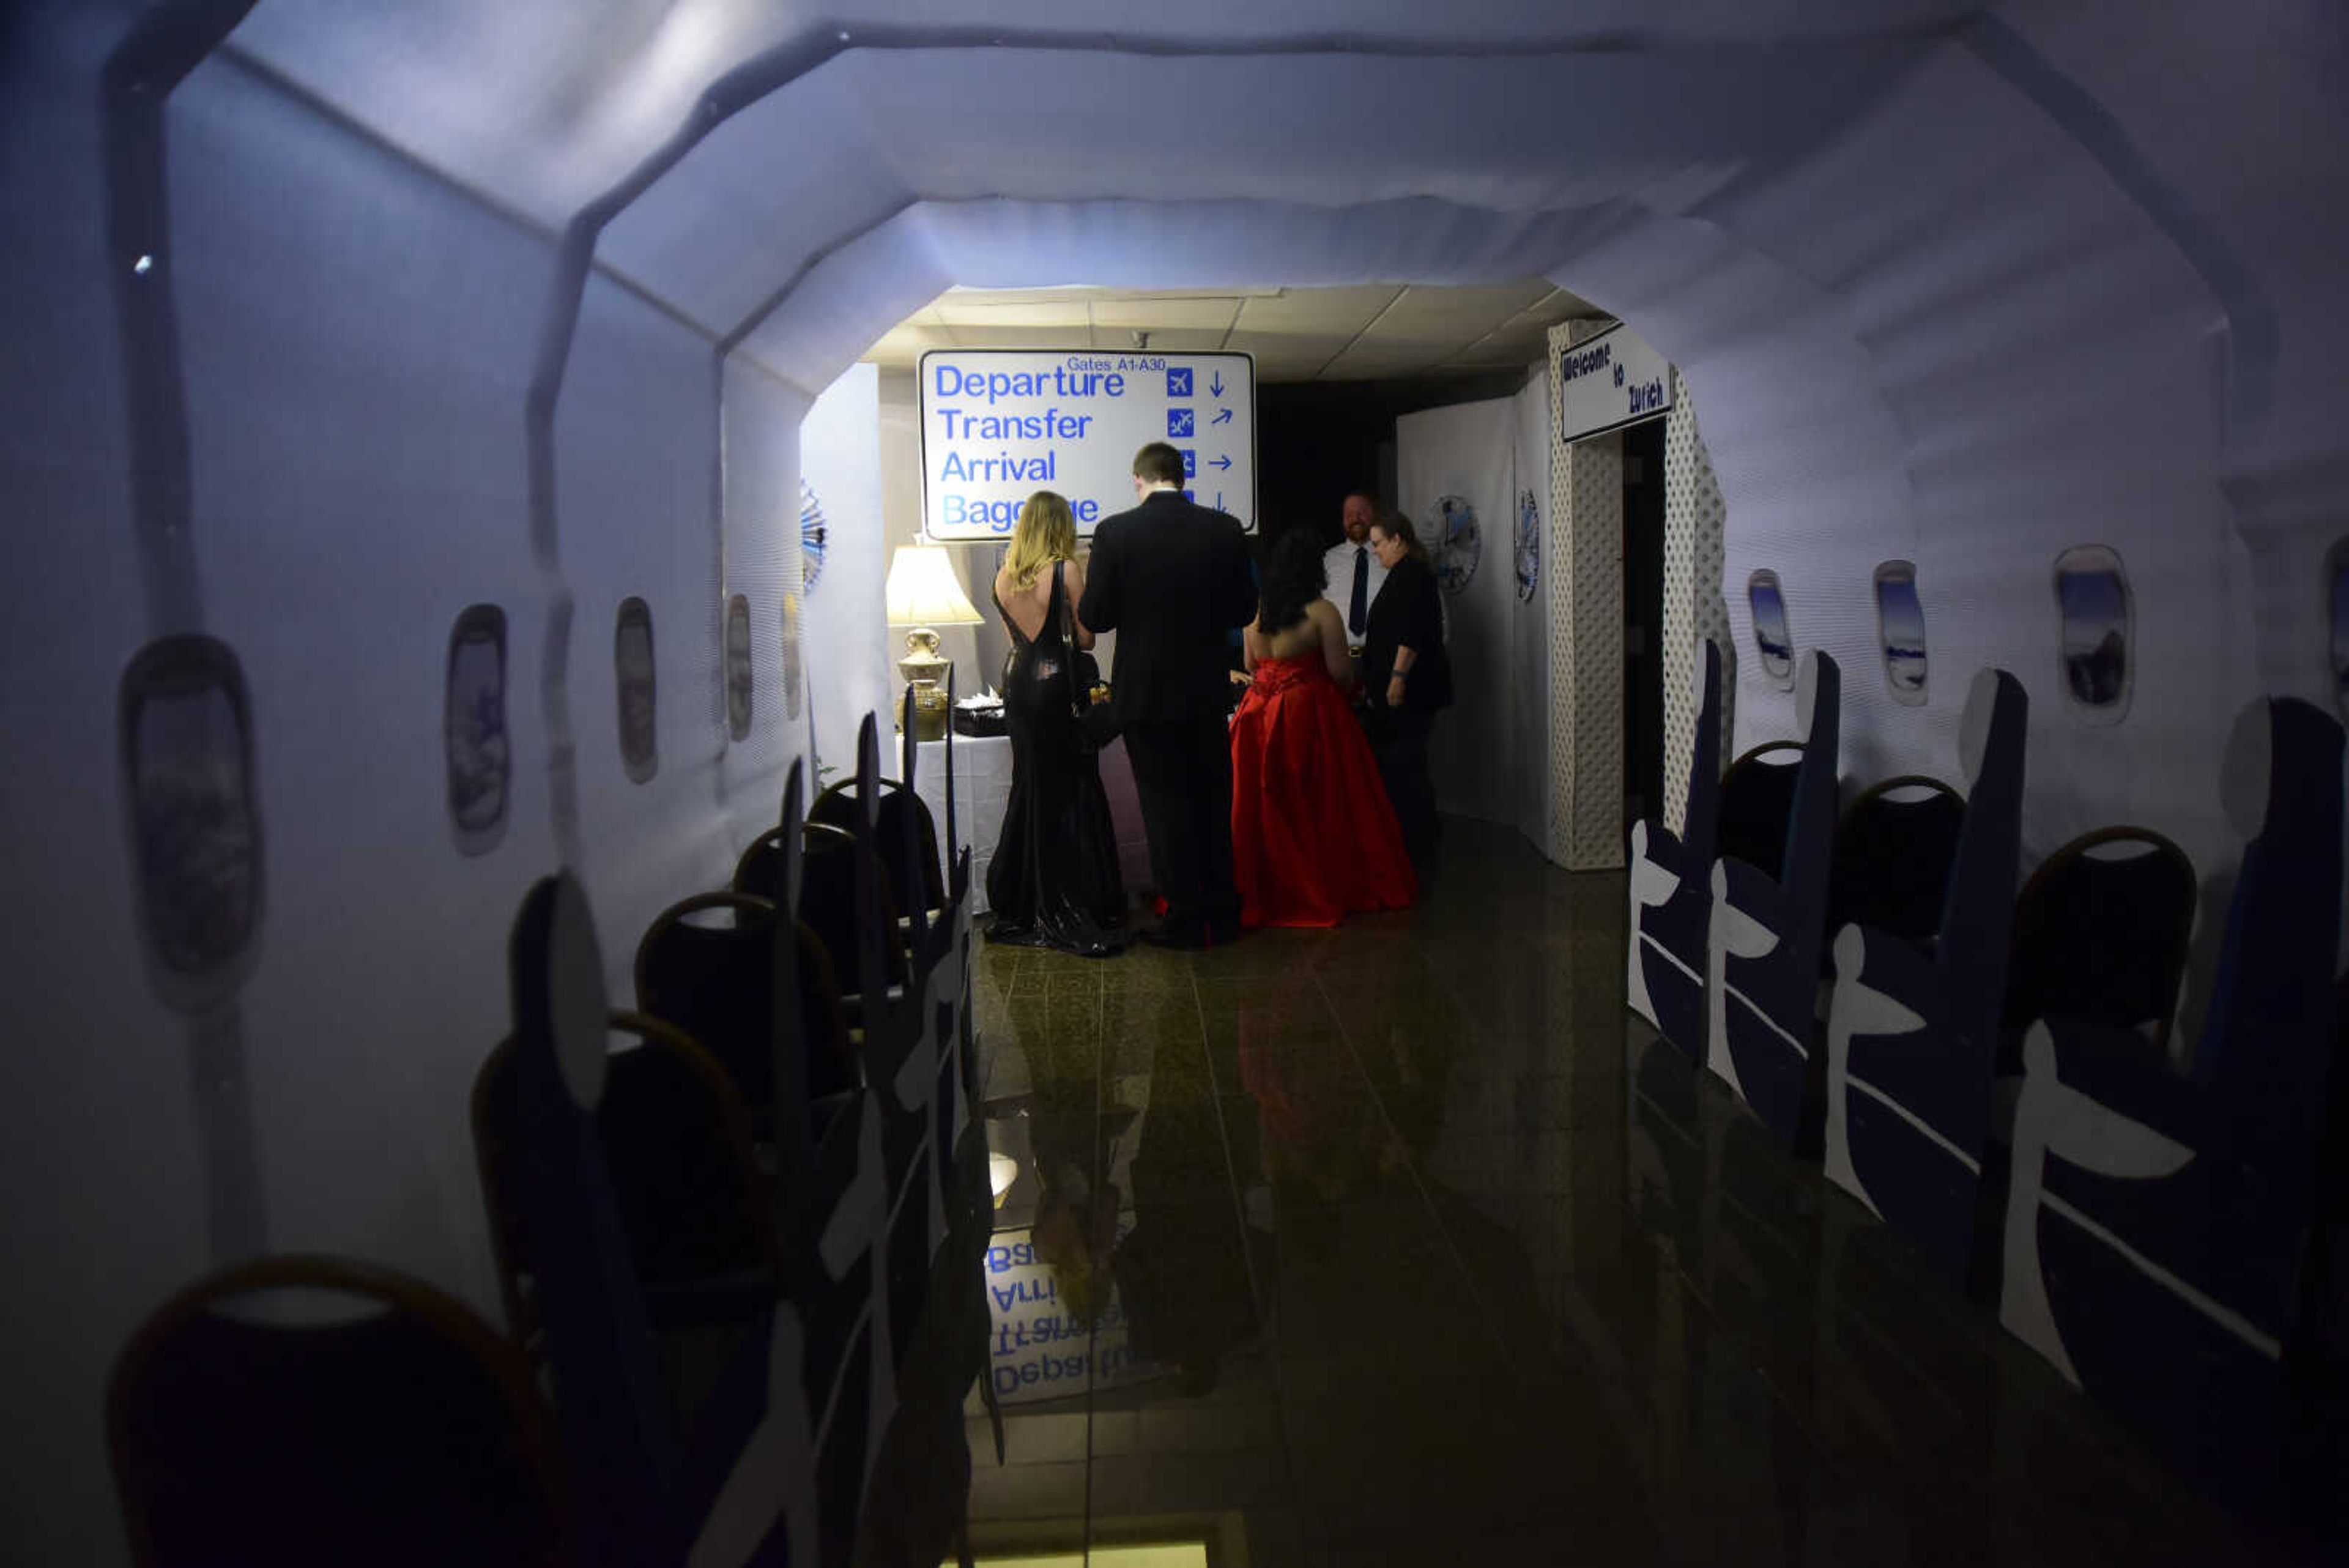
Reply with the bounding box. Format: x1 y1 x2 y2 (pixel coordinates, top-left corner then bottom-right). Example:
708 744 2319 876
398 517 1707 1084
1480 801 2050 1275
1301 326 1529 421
1230 529 1416 927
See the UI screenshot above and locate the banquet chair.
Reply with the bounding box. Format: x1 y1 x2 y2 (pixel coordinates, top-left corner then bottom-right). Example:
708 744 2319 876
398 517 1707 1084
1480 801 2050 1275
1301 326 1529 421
2000 825 2198 1069
1998 696 2344 1501
1627 638 1725 1060
809 778 945 924
635 893 789 1140
109 1255 562 1568
1826 774 1968 953
760 823 913 996
635 890 864 1155
1707 649 1842 1154
473 1011 785 1373
1716 741 1806 884
1822 669 2027 1287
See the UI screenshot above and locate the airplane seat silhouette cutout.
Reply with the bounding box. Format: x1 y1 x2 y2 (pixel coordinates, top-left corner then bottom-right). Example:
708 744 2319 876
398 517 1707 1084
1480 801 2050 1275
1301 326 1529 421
1628 638 1725 1059
1707 649 1842 1153
1823 668 2028 1286
502 808 902 1567
1998 696 2345 1501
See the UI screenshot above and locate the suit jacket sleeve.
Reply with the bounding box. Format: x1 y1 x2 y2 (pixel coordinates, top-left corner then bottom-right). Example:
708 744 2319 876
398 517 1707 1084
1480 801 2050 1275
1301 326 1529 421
1080 522 1120 632
1218 522 1256 629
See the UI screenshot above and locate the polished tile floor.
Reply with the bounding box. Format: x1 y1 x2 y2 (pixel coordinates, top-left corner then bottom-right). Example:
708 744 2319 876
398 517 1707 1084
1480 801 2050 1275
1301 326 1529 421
959 821 2336 1566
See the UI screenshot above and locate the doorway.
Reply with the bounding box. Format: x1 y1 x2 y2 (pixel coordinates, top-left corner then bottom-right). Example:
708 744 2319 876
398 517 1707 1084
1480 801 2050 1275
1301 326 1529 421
1622 418 1666 827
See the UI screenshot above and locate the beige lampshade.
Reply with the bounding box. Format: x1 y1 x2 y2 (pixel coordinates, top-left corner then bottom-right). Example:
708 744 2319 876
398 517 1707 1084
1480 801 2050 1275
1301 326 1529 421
883 546 983 626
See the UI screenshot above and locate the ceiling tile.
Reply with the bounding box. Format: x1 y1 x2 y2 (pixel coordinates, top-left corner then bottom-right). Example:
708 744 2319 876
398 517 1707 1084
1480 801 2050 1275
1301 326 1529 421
1230 286 1405 337
1087 297 1243 330
1089 325 1233 353
942 325 1097 351
932 299 1090 327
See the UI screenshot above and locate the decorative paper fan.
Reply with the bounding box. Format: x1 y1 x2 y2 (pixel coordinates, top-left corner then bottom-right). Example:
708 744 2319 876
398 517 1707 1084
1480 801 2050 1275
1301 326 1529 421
1514 488 1540 603
1434 495 1480 596
800 480 829 595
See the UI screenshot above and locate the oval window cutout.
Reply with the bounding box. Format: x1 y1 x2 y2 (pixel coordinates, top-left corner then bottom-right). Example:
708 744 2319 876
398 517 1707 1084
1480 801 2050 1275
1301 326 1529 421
1874 561 1928 706
445 604 509 855
781 592 804 723
2328 538 2348 725
724 593 754 742
1748 570 1794 689
2053 545 2132 724
120 633 264 1011
616 596 658 782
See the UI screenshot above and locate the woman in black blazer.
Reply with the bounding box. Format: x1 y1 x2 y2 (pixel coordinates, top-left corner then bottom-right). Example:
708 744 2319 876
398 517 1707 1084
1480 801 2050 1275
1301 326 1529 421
1360 511 1451 869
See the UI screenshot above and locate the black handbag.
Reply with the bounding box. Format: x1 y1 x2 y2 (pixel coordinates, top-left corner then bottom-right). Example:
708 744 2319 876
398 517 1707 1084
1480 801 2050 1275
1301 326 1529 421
1056 562 1119 752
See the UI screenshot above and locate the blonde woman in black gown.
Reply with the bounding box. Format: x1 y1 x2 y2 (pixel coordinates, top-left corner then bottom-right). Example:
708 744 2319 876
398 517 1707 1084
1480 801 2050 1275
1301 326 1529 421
985 491 1130 955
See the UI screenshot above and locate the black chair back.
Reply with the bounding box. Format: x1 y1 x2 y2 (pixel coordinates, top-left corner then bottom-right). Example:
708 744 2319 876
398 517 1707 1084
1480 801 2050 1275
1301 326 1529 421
634 892 781 1131
1717 741 1804 881
1828 776 1967 947
809 778 944 921
109 1257 562 1568
796 820 910 991
474 1013 784 1349
595 1014 785 1298
2004 827 2197 1055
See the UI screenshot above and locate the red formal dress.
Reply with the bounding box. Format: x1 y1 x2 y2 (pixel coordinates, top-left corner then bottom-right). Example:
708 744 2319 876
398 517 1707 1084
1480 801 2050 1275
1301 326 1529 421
1229 654 1417 927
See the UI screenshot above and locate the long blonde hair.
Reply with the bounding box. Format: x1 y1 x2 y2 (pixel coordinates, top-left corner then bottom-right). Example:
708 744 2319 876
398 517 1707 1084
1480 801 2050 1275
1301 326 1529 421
1004 491 1077 590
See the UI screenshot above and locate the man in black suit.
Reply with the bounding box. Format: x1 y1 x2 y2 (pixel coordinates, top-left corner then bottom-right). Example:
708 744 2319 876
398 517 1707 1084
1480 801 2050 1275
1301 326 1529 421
1080 442 1258 947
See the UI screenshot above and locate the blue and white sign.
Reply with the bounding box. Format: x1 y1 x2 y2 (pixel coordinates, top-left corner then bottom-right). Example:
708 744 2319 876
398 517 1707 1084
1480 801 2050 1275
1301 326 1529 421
921 349 1258 539
1557 321 1674 445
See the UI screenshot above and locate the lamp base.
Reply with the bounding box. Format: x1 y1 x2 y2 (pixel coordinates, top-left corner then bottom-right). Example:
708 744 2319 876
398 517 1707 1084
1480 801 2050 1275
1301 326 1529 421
899 678 951 742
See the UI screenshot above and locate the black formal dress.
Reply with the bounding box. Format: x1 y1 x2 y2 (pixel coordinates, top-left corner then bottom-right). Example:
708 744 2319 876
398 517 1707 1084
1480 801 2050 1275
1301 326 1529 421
985 561 1128 956
1078 488 1258 943
1361 552 1452 869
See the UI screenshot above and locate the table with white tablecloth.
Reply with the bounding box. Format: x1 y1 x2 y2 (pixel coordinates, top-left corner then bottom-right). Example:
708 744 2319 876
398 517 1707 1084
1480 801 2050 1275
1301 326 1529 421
915 735 1152 916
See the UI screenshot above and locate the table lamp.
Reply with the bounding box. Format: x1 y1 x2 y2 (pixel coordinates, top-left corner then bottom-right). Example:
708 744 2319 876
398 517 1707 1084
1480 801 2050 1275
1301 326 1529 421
883 544 983 740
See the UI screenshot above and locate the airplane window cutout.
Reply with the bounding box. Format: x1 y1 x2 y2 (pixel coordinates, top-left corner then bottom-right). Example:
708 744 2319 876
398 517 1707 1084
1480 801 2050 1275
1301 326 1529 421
119 634 264 1011
782 592 804 723
2328 538 2348 726
1874 561 1928 706
2053 545 2132 725
616 596 658 782
445 604 509 855
725 593 754 742
1748 570 1795 689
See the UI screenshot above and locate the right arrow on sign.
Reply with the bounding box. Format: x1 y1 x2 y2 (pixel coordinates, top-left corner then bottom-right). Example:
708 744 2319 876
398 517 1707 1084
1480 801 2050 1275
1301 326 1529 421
1210 454 1233 472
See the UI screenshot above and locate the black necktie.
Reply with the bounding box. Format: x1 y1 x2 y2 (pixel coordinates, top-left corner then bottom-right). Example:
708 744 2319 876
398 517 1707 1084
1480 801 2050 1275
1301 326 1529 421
1349 546 1368 635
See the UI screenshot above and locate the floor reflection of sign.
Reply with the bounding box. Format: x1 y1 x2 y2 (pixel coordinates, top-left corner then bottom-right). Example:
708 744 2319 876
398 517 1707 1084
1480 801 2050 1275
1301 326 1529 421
984 1221 1159 1405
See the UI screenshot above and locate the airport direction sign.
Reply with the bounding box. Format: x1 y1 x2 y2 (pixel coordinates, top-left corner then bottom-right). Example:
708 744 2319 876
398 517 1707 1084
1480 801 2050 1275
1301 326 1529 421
920 349 1258 540
1557 321 1674 444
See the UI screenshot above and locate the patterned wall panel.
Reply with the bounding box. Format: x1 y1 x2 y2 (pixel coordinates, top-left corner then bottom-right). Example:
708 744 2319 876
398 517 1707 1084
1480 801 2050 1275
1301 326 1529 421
1546 321 1626 871
1660 368 1732 836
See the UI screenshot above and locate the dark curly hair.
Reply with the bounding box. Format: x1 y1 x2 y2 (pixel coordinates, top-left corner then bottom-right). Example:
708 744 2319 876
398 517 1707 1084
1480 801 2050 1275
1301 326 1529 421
1256 529 1330 634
